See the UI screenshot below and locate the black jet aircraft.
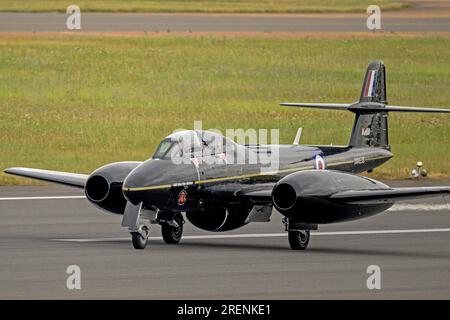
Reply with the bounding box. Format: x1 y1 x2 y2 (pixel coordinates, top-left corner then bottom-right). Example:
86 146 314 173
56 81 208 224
5 61 450 250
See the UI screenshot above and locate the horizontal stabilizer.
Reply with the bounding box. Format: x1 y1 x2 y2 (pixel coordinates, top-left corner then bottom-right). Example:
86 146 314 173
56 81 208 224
4 167 88 188
280 103 351 110
281 102 450 113
383 105 450 113
330 186 449 204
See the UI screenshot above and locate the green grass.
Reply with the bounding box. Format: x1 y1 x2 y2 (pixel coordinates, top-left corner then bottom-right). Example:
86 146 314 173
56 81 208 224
0 34 449 185
0 0 411 13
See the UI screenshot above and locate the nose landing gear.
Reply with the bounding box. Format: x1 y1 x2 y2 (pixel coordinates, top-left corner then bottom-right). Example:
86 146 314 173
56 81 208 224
123 202 185 249
130 225 150 249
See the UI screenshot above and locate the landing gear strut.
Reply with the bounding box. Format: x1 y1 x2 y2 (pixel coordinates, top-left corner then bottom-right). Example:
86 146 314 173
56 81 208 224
161 213 184 244
130 225 149 249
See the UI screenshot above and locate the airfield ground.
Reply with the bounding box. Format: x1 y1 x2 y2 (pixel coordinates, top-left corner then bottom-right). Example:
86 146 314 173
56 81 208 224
1 183 449 299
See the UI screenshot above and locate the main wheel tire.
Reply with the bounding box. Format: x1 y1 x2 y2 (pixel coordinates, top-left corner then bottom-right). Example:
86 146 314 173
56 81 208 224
288 230 310 250
131 226 149 249
162 214 183 244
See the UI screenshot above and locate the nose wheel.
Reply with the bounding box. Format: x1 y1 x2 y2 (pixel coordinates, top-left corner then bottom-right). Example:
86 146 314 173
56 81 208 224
161 213 184 244
288 230 310 250
131 225 149 249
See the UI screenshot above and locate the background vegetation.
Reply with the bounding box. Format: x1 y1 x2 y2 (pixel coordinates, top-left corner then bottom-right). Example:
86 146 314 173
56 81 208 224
0 34 449 184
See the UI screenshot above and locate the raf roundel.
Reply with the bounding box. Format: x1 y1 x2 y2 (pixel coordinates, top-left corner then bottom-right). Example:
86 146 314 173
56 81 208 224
314 155 326 170
178 189 187 206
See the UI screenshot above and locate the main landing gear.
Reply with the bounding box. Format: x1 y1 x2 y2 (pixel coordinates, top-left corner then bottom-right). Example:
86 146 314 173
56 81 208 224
161 213 184 244
288 230 310 250
283 218 316 250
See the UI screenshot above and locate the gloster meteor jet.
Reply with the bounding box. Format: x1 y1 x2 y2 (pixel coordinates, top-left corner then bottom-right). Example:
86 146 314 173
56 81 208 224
5 61 450 250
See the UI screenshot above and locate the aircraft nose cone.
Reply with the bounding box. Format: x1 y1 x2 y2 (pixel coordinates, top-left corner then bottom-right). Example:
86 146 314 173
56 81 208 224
122 159 198 208
123 160 172 190
122 160 170 206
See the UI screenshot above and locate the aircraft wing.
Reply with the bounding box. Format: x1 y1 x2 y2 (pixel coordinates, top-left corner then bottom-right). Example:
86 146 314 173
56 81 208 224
4 167 88 188
234 184 449 205
234 184 274 204
330 186 450 204
208 183 449 205
200 183 274 204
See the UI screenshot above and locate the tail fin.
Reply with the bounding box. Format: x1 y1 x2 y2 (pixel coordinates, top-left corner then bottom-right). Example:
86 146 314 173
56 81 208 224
360 60 387 104
280 60 449 149
350 60 389 148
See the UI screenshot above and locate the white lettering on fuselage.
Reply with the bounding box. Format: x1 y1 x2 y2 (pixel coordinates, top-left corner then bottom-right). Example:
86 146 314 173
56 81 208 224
172 181 194 187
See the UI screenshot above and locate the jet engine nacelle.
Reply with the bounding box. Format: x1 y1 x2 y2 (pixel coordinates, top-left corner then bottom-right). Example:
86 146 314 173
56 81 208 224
85 161 142 214
271 170 393 223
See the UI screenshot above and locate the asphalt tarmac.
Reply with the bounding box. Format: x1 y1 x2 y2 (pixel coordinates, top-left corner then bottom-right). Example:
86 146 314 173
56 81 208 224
0 7 449 33
1 181 449 299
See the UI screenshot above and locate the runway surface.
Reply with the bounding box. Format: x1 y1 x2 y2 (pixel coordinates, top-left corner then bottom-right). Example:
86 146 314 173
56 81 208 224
1 13 449 33
1 1 450 33
1 181 449 299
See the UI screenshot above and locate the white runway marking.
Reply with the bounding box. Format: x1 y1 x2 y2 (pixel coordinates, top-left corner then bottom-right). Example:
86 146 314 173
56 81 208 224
0 196 86 200
388 204 450 211
51 228 450 243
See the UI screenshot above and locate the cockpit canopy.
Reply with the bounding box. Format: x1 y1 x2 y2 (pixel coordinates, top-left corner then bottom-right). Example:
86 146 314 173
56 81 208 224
152 130 236 160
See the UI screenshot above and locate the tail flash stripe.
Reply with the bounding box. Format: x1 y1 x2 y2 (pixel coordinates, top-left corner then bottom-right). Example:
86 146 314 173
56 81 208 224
370 70 378 97
364 70 376 97
363 70 372 96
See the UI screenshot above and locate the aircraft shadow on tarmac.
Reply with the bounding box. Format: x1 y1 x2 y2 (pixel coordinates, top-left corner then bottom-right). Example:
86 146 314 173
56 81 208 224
71 238 450 260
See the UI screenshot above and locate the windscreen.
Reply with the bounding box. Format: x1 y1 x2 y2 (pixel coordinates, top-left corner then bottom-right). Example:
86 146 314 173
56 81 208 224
152 139 176 159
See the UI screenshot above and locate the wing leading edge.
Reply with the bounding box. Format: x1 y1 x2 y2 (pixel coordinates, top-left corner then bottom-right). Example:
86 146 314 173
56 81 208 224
330 186 450 204
4 167 88 188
